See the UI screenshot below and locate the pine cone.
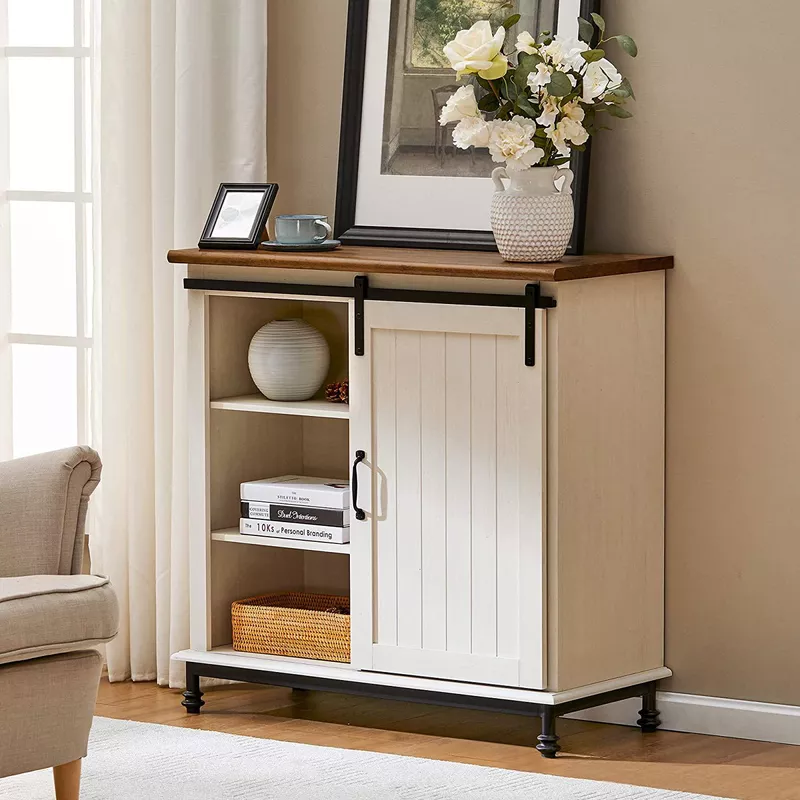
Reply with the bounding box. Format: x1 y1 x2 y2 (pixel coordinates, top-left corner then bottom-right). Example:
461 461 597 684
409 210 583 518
325 382 342 402
338 381 349 404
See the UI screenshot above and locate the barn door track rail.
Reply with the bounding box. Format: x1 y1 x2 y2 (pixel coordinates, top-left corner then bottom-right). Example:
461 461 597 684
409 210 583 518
183 275 556 366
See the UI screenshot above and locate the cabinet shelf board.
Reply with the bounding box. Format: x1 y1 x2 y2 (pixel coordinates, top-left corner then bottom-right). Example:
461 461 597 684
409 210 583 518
211 528 351 555
210 393 349 420
208 645 353 670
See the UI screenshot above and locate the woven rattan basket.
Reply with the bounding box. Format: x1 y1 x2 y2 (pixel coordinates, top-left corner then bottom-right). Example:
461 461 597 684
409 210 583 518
231 592 350 663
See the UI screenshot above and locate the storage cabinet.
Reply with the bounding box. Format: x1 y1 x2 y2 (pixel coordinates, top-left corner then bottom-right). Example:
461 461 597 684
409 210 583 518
169 246 672 757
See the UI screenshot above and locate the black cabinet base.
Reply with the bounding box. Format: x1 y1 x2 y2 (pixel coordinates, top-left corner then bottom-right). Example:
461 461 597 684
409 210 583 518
183 662 660 758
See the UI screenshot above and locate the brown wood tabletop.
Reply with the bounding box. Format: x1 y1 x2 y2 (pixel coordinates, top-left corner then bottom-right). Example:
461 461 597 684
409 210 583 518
167 246 673 282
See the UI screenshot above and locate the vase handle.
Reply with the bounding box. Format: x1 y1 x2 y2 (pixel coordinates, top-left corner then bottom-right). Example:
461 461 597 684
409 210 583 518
557 168 574 195
492 167 509 192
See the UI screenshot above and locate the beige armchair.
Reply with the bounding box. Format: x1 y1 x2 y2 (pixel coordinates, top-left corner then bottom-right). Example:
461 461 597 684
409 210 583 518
0 447 118 800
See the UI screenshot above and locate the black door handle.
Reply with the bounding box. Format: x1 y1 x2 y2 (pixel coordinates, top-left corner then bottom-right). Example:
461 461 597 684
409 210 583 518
352 450 366 521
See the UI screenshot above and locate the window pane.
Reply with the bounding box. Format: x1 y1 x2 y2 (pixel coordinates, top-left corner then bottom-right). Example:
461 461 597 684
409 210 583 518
12 344 77 458
10 201 77 336
9 58 74 191
8 0 74 46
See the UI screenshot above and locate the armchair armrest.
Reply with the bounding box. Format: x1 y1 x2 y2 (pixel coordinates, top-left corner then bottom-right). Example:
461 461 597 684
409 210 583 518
0 447 102 577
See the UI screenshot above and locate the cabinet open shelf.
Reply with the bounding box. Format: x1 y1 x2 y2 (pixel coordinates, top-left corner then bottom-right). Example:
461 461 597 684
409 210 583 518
211 527 351 555
210 393 349 420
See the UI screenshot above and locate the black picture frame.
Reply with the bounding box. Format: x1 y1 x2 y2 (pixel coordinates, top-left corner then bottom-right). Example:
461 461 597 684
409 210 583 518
334 0 600 253
198 183 279 250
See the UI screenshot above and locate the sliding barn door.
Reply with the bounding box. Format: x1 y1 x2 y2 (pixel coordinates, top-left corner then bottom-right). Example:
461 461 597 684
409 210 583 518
350 300 546 689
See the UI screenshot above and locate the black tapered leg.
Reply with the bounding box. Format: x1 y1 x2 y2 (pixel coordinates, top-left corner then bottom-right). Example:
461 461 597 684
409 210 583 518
536 707 561 758
637 681 661 733
181 664 205 714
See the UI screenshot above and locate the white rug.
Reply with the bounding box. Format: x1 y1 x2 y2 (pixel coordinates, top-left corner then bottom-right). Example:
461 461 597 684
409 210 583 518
0 717 732 800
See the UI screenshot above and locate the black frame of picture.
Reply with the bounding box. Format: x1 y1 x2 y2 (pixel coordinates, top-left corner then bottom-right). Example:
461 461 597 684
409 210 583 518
334 0 601 253
198 183 279 250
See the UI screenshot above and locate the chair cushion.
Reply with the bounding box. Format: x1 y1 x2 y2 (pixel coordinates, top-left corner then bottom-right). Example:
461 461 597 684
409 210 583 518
0 574 118 665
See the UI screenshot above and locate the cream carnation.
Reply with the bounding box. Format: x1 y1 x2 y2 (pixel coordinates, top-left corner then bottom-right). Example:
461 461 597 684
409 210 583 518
452 117 492 149
488 116 544 171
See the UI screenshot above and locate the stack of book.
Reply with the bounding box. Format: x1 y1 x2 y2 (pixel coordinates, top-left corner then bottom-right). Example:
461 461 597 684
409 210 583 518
239 475 350 545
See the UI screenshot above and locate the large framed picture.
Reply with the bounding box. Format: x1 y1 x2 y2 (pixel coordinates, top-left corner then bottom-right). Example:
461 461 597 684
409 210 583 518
334 0 600 252
198 183 279 250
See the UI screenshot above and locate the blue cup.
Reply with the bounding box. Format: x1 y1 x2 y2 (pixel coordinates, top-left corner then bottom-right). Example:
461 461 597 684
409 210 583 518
274 214 332 244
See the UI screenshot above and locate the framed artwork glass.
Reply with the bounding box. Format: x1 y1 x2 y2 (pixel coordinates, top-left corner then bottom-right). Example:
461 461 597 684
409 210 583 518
334 0 600 252
198 183 279 250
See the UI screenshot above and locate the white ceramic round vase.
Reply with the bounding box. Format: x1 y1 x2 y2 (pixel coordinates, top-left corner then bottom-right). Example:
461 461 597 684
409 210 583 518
248 319 330 402
490 166 575 263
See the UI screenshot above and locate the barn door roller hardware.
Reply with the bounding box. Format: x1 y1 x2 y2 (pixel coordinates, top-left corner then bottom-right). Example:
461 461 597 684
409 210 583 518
352 275 555 367
183 275 556 366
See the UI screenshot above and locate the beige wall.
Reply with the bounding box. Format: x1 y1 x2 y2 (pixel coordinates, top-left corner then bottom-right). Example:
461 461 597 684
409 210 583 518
586 0 800 705
268 1 800 705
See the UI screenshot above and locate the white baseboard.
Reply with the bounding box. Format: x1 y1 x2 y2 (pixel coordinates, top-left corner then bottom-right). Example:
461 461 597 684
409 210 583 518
566 692 800 746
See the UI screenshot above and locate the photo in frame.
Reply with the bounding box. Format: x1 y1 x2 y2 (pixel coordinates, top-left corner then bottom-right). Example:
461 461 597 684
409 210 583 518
334 0 600 252
199 183 279 250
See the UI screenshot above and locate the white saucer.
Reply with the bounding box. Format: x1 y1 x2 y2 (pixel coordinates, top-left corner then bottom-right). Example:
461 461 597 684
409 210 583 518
260 239 341 252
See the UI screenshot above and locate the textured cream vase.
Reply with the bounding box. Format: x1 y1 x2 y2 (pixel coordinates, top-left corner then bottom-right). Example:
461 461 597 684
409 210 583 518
248 319 330 401
491 166 575 262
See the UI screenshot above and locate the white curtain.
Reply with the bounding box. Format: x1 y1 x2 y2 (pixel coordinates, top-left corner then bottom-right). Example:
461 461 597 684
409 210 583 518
89 0 267 686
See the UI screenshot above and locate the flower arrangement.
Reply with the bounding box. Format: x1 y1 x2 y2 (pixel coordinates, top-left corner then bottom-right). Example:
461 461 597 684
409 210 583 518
439 13 638 171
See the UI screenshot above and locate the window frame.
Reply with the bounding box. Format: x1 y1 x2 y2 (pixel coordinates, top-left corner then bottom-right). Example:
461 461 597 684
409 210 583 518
0 0 92 460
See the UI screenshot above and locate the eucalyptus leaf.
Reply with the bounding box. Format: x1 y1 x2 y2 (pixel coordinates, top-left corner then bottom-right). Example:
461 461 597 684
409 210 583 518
616 35 638 57
478 93 500 112
621 77 636 100
516 96 538 117
607 104 633 118
551 156 572 166
581 48 606 64
519 51 543 67
501 13 521 29
547 70 573 98
497 101 514 119
514 52 543 89
590 13 606 34
476 76 492 91
578 17 594 43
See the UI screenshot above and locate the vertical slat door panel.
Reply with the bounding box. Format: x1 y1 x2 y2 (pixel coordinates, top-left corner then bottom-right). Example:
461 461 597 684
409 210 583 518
444 333 472 655
394 331 423 650
373 329 398 648
469 334 498 658
420 332 447 652
351 301 546 689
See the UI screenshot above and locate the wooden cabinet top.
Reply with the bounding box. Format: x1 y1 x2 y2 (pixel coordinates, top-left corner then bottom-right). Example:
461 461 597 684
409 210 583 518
168 246 672 283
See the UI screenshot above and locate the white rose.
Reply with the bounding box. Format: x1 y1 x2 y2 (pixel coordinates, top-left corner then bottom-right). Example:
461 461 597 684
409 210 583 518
452 117 492 149
527 63 552 91
516 31 539 55
444 21 508 80
439 85 481 126
582 58 623 103
488 116 544 171
542 35 590 71
536 96 560 128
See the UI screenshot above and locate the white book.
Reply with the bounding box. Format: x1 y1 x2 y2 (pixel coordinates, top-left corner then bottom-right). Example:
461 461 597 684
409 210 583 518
241 475 350 510
240 517 350 545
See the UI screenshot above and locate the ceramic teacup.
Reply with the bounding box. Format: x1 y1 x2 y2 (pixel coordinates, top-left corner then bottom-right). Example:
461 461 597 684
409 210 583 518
275 214 332 245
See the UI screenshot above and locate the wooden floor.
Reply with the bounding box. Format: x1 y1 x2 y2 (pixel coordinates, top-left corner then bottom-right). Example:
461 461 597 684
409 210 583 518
96 679 800 799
